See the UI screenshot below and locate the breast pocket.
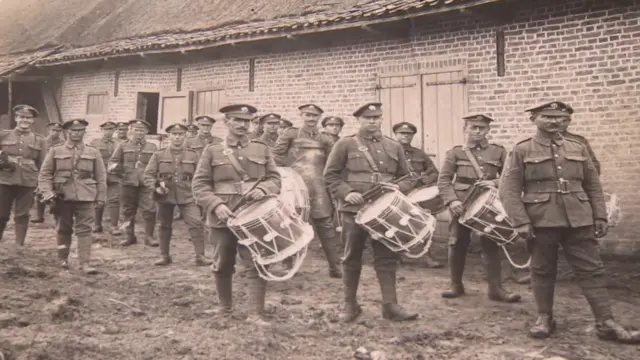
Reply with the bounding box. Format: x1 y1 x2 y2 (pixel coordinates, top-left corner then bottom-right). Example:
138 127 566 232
181 159 197 176
523 156 554 181
0 140 18 155
98 147 112 160
409 159 424 173
140 150 154 164
346 151 368 172
455 160 478 179
246 155 267 179
27 144 43 160
54 154 73 171
77 154 96 172
123 149 137 165
482 160 502 178
564 155 587 180
210 158 235 181
158 160 174 178
385 151 399 174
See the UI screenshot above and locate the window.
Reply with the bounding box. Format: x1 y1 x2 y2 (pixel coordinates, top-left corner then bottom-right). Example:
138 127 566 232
86 92 108 115
195 89 225 116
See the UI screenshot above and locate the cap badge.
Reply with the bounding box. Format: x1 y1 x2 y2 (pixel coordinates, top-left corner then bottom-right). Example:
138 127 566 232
241 107 248 112
476 115 483 121
550 102 558 109
368 105 376 110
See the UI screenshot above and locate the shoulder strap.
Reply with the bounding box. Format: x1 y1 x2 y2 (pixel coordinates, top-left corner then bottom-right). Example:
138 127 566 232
462 147 485 179
221 141 250 181
353 136 380 172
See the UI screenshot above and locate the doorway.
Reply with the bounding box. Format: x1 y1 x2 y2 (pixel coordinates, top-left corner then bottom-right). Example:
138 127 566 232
136 92 159 135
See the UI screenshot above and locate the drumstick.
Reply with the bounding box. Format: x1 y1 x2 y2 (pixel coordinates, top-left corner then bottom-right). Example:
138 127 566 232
230 177 265 212
361 174 411 201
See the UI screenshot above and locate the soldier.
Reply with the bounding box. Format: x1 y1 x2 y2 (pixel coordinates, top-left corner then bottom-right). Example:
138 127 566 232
248 115 264 140
393 122 443 269
115 122 129 142
187 124 199 138
108 119 158 247
258 113 281 148
438 114 521 303
499 101 639 343
0 105 47 245
89 121 122 235
278 118 293 136
324 102 419 322
272 104 342 278
144 123 212 267
192 104 281 326
38 119 107 274
321 116 344 143
32 122 64 224
185 115 223 155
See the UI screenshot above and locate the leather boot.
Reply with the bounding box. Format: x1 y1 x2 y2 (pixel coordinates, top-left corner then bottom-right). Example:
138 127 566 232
0 218 8 242
246 273 270 326
319 234 342 278
529 314 556 339
421 251 443 268
441 245 466 298
154 227 172 266
596 318 640 344
486 252 521 303
93 207 104 233
377 271 418 321
77 236 98 275
213 274 233 314
13 217 29 246
340 269 362 323
32 202 45 223
120 222 137 246
192 237 212 266
109 206 122 235
144 219 158 247
56 233 72 269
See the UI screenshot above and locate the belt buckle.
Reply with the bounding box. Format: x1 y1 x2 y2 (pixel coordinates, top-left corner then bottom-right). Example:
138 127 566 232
557 178 570 194
371 173 380 182
234 181 245 194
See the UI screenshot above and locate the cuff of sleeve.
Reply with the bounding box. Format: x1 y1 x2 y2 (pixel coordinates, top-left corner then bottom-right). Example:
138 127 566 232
511 220 531 228
255 185 270 196
335 184 354 201
206 199 224 215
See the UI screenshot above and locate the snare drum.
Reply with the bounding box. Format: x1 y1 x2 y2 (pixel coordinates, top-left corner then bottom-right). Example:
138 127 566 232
277 167 311 222
227 195 314 281
356 189 436 258
408 185 447 215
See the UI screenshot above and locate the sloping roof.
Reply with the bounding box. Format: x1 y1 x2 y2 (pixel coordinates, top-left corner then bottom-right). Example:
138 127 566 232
0 0 505 66
0 47 63 79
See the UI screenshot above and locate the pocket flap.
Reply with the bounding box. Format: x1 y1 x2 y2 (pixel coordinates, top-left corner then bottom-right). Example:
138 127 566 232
565 155 587 162
575 192 590 201
523 156 552 164
347 152 363 159
453 183 471 190
247 155 267 165
485 160 501 167
522 193 551 203
211 158 230 166
53 154 72 160
455 160 472 166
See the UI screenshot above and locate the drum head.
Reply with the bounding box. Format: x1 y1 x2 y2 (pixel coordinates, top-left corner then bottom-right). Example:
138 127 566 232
228 196 280 226
358 192 397 223
409 186 439 202
465 190 492 218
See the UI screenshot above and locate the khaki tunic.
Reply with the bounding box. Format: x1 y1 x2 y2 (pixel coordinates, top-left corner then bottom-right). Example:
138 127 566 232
143 146 199 205
499 133 606 228
403 145 439 187
0 129 47 188
562 131 601 174
259 132 279 148
108 139 157 187
46 135 64 149
89 137 120 184
185 134 223 156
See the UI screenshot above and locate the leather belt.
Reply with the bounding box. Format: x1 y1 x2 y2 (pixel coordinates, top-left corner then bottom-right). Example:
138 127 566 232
7 155 35 166
213 181 258 195
454 176 480 185
346 172 394 183
524 179 583 194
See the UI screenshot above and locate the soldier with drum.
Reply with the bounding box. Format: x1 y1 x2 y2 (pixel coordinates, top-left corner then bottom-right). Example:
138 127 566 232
144 123 211 267
324 102 419 322
32 122 64 224
499 101 639 343
192 104 281 326
272 104 342 278
438 114 521 303
393 122 443 268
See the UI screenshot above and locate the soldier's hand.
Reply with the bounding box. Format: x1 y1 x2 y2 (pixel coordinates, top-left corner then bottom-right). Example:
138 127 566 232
345 192 365 205
515 224 535 240
214 204 235 222
476 180 496 189
245 188 266 201
41 191 58 203
95 201 105 208
594 219 608 238
155 187 169 195
448 200 464 216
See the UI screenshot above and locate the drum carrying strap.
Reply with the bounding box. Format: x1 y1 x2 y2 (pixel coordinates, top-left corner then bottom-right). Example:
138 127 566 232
462 148 485 180
353 136 380 172
221 141 250 181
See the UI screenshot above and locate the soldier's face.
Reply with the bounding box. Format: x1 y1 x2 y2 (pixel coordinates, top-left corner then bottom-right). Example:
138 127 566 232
560 116 571 132
324 124 342 136
169 130 186 146
68 128 85 142
117 128 128 137
131 127 147 139
102 128 116 137
226 117 250 136
395 131 414 145
264 121 279 134
464 120 490 141
51 129 62 138
197 122 213 134
301 112 320 127
358 115 382 132
15 114 34 130
533 114 563 133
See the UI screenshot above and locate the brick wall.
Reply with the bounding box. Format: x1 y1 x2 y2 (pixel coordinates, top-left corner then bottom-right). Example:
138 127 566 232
57 0 640 255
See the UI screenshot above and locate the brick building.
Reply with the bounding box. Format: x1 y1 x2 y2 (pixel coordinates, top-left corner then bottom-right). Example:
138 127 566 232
0 0 639 254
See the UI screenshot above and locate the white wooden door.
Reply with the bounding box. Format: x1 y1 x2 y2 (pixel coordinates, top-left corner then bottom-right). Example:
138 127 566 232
158 91 193 132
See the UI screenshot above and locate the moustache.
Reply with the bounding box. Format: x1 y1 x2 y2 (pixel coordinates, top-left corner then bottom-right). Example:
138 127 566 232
236 127 247 131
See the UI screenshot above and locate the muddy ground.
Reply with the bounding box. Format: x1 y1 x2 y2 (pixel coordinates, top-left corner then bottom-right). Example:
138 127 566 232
0 211 639 360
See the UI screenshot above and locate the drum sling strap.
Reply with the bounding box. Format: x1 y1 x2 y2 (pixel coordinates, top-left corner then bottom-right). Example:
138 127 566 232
353 136 380 173
221 141 250 182
462 147 485 180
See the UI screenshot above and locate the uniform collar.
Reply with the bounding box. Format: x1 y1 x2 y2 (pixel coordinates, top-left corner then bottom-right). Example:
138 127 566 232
358 128 382 140
263 132 278 140
463 138 489 150
301 125 318 136
533 131 564 147
226 134 249 148
13 128 31 136
132 138 146 145
198 133 212 140
401 144 414 151
102 135 113 142
65 141 84 150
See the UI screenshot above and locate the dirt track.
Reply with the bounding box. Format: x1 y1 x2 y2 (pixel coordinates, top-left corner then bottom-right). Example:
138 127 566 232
0 212 639 360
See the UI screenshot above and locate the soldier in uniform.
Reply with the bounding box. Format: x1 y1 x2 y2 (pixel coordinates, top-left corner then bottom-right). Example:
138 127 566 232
499 101 639 343
38 119 107 274
272 104 342 278
108 120 158 247
321 116 344 143
185 115 223 155
324 102 419 322
438 114 521 303
258 113 281 148
187 124 199 138
0 105 47 245
248 115 264 140
278 118 293 136
192 104 281 326
115 122 129 142
144 123 212 267
32 122 65 224
89 121 122 235
393 122 443 268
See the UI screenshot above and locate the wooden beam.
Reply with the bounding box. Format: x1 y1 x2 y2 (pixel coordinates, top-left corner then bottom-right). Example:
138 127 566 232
5 75 53 82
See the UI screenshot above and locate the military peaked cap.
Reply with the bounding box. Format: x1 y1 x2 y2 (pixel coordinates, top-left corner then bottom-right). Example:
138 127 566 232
13 104 39 118
353 102 383 117
525 101 574 116
259 113 282 124
298 104 324 115
129 119 152 130
219 104 258 120
62 118 89 130
194 115 216 124
165 123 189 133
463 114 495 123
47 122 63 130
392 122 417 134
321 116 344 127
100 121 117 129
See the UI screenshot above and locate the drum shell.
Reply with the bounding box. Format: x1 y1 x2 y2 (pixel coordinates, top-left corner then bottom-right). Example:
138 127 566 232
415 195 446 214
